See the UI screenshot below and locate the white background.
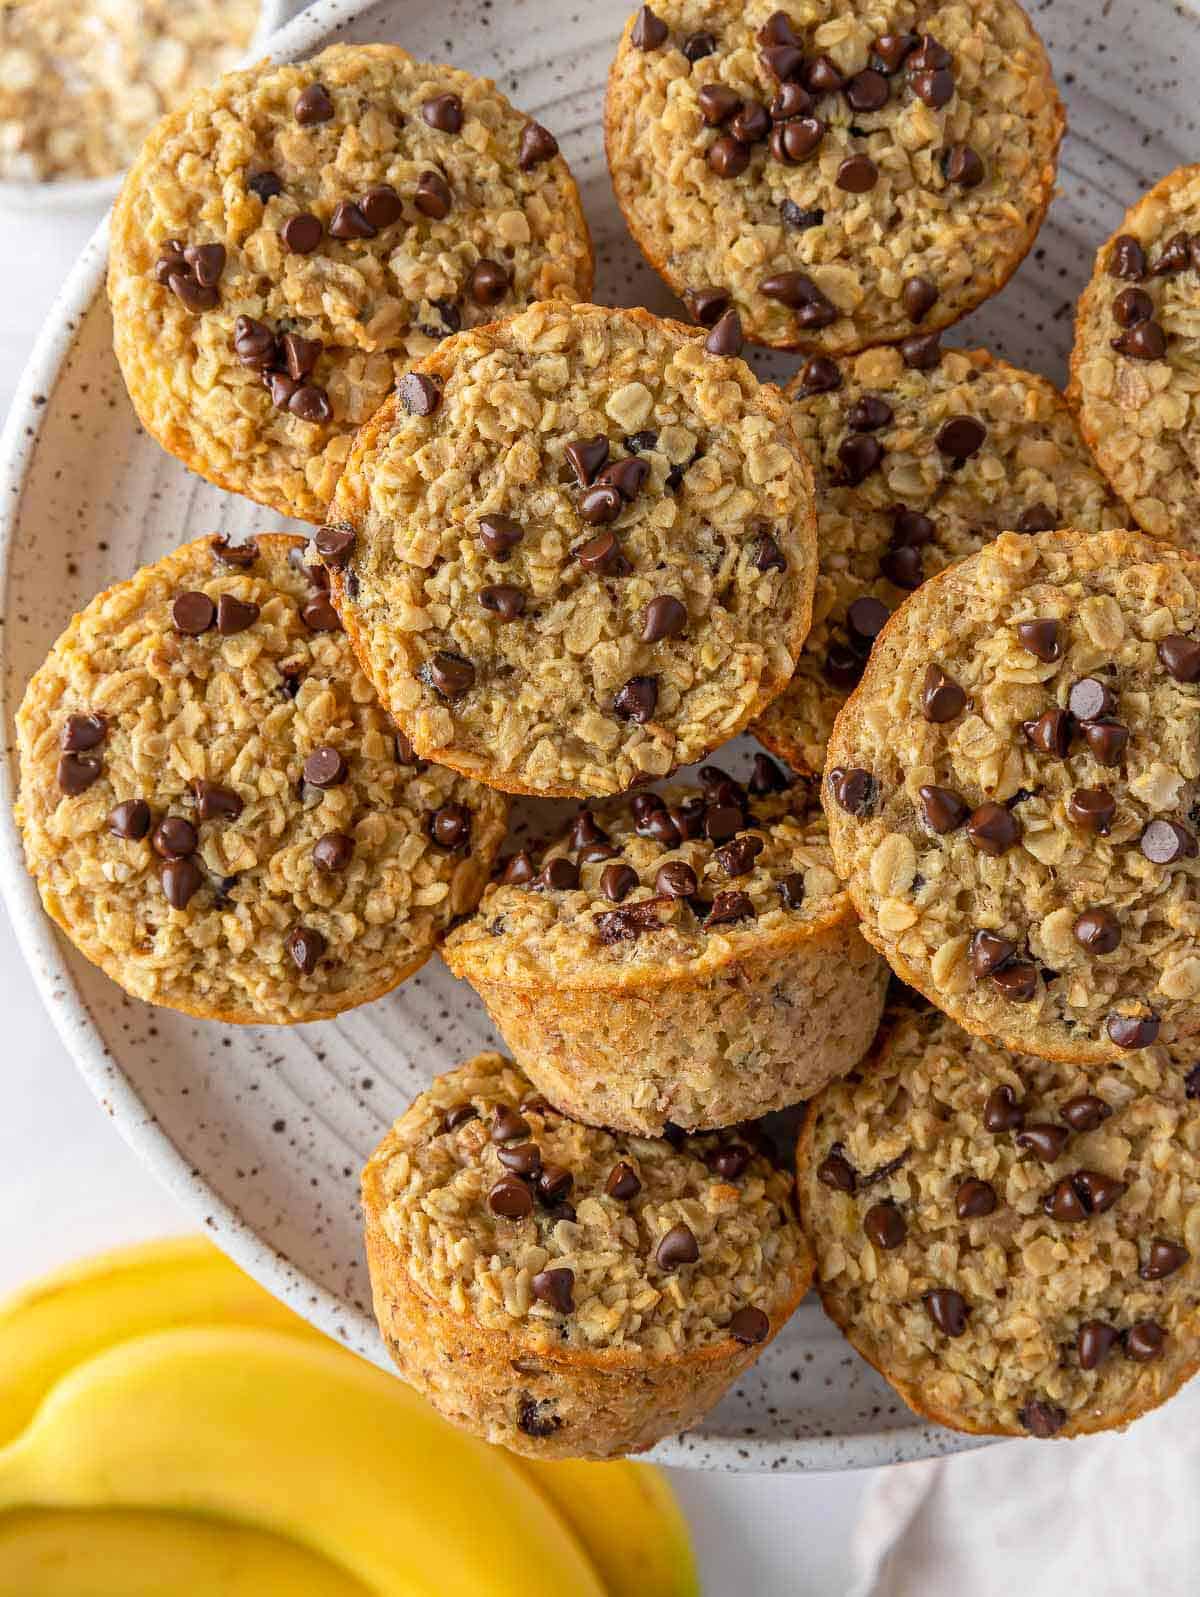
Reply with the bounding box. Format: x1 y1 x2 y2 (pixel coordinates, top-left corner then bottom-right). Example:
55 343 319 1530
0 210 876 1594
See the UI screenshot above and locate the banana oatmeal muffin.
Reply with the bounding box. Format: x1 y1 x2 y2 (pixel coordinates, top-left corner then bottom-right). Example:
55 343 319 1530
15 534 508 1023
323 300 817 798
1070 163 1200 544
605 0 1063 351
107 44 593 523
797 1004 1200 1438
362 1051 811 1458
751 345 1126 777
442 760 887 1132
824 527 1200 1066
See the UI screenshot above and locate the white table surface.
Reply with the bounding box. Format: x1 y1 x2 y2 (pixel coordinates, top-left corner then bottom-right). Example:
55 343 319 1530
0 205 876 1596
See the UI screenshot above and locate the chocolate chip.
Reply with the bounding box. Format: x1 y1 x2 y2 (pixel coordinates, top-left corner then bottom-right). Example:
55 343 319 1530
749 753 788 796
637 594 687 643
769 80 813 119
1112 321 1166 359
266 372 298 409
715 835 764 877
537 857 580 892
247 169 283 202
970 929 1016 978
360 183 403 228
60 712 106 753
780 199 824 231
707 134 750 178
684 286 730 324
804 54 844 93
631 3 668 47
838 432 884 484
955 1178 996 1219
1139 1237 1189 1282
1017 503 1056 534
54 748 101 795
530 1267 574 1313
829 767 877 816
497 1141 542 1177
992 960 1038 1002
288 383 332 425
1068 787 1116 834
910 66 954 109
824 641 863 690
761 43 805 80
1154 231 1192 274
428 651 475 699
1066 677 1115 722
901 275 938 322
210 535 258 568
213 593 259 637
568 811 607 851
300 594 340 631
794 354 842 395
108 798 151 840
656 1223 699 1269
864 1201 906 1250
725 1305 769 1345
705 308 744 356
492 1105 531 1143
844 68 889 112
880 544 923 589
519 120 559 169
488 1176 533 1219
936 415 987 460
730 101 770 143
872 32 919 72
966 803 1019 856
313 831 355 872
161 858 203 910
428 803 471 851
843 398 890 436
704 807 745 847
537 1164 573 1205
612 675 658 723
705 890 754 928
921 664 965 723
1125 1320 1166 1362
574 530 628 576
983 1084 1024 1133
285 924 326 974
917 784 967 835
1016 618 1061 661
846 597 889 649
654 860 696 900
758 10 800 46
836 154 878 193
398 373 441 416
899 331 941 369
752 531 786 575
942 144 984 188
1081 719 1128 765
1072 906 1121 955
599 862 638 903
924 1289 968 1337
1059 1094 1111 1132
478 583 526 621
469 258 509 307
301 747 347 793
1107 1012 1159 1050
1112 286 1154 328
759 271 836 328
777 871 806 909
817 1144 858 1194
479 514 524 559
501 850 536 886
1109 234 1147 280
595 457 650 501
172 591 215 635
1140 818 1198 867
441 1101 479 1131
1158 634 1200 682
232 316 276 369
152 816 198 860
1019 1400 1066 1438
422 92 463 132
192 780 243 822
281 212 323 254
414 169 452 219
1073 1169 1127 1212
1023 708 1074 759
1016 1123 1071 1162
893 508 935 549
1077 1320 1120 1371
327 198 375 240
564 436 610 487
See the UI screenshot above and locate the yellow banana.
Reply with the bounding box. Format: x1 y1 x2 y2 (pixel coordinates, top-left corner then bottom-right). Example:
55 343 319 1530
518 1459 700 1597
0 1237 321 1448
0 1326 606 1597
0 1508 368 1596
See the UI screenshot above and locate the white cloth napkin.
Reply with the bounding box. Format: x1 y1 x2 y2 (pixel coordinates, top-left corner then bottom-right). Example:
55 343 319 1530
849 1377 1200 1596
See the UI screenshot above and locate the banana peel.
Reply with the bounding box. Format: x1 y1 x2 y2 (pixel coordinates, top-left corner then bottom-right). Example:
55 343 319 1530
0 1508 369 1597
0 1239 700 1596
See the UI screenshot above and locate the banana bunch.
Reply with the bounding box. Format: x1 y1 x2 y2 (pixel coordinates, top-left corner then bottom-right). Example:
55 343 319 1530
0 1239 698 1596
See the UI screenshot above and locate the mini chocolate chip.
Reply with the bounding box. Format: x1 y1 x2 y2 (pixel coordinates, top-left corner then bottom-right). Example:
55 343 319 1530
970 929 1016 978
838 432 884 484
479 513 524 559
899 331 941 369
631 3 668 47
538 856 581 892
684 286 730 325
152 816 198 860
829 767 877 816
530 1267 574 1314
606 1161 642 1200
488 1176 533 1219
478 584 526 621
108 798 151 840
901 275 938 322
705 890 754 928
1140 819 1197 864
1107 1012 1159 1049
193 780 243 821
398 373 441 416
428 651 475 699
1016 1123 1071 1162
1068 787 1116 834
864 1201 906 1250
794 354 842 395
281 212 323 254
215 593 259 637
836 154 878 192
300 594 341 631
501 852 536 886
910 66 954 109
600 862 638 902
1023 708 1074 759
656 860 698 899
313 831 354 872
469 258 509 306
172 591 215 635
955 1178 996 1219
872 31 919 72
519 120 559 168
1017 503 1057 534
983 1084 1025 1133
1067 677 1117 722
1081 719 1128 765
936 415 987 460
428 803 471 851
966 803 1019 856
285 923 326 973
715 835 764 877
612 675 658 723
1109 235 1147 279
921 664 965 722
1019 1400 1067 1438
1016 618 1061 661
992 960 1038 1002
924 1289 968 1337
564 436 610 487
360 183 403 228
161 858 203 909
1126 1320 1166 1362
656 1224 700 1269
1059 1094 1112 1133
1158 634 1200 682
1112 321 1167 359
414 169 453 219
641 595 687 643
917 784 967 834
705 308 744 356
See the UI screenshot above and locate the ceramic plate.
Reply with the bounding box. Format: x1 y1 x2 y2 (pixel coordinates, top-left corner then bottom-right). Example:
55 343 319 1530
1 0 1194 1472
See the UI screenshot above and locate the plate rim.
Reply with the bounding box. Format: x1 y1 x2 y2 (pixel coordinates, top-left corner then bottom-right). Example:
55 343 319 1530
0 0 992 1473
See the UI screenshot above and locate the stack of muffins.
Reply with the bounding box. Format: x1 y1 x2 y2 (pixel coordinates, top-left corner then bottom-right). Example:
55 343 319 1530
15 5 1200 1459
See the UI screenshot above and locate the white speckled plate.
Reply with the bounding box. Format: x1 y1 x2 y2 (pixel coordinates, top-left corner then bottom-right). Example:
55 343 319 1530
1 0 1196 1472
